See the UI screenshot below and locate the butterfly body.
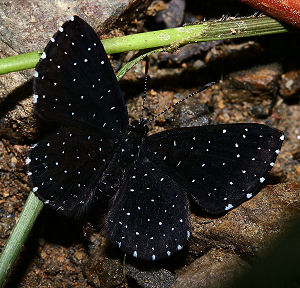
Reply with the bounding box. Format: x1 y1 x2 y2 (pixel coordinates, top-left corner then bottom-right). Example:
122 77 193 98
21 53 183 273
27 16 284 261
94 122 147 205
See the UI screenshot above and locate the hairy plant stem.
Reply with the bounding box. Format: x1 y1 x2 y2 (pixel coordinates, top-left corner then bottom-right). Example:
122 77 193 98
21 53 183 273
0 16 288 75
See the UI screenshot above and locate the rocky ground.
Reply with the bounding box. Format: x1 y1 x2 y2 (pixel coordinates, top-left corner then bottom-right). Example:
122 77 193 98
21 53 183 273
0 0 299 287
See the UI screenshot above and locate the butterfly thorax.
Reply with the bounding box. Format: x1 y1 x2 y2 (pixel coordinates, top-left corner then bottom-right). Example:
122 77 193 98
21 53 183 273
129 119 149 136
116 120 148 167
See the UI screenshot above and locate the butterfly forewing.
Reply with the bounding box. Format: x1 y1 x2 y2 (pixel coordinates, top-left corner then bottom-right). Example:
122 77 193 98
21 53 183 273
106 152 190 261
33 16 128 134
30 16 130 217
144 123 284 215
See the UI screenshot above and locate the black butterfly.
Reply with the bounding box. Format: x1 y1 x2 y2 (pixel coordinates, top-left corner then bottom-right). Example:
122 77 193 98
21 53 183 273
27 16 284 261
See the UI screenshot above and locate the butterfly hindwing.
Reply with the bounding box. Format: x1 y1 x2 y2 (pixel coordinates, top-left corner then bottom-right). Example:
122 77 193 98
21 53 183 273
27 126 119 217
105 152 190 261
33 16 128 134
144 123 284 215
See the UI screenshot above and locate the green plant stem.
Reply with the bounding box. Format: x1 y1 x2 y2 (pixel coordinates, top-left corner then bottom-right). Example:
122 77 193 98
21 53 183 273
0 16 288 75
0 50 43 75
0 192 43 287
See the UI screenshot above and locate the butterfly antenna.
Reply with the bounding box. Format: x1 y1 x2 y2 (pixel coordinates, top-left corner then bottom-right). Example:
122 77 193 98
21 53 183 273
147 82 215 123
140 57 149 123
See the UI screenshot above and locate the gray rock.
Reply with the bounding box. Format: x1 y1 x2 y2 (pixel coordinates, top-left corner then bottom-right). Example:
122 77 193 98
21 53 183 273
171 249 249 288
155 0 186 28
0 0 154 141
126 264 174 288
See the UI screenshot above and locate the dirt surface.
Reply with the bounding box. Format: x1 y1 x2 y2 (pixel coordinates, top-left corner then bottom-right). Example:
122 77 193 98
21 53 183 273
0 0 300 287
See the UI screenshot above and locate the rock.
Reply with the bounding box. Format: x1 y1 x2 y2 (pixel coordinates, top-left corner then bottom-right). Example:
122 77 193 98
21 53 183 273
0 0 153 142
171 100 210 128
0 0 154 54
83 254 124 288
126 264 174 288
230 216 300 288
189 183 300 256
171 249 249 288
221 63 282 104
279 69 300 100
155 0 186 28
157 42 222 66
205 41 263 64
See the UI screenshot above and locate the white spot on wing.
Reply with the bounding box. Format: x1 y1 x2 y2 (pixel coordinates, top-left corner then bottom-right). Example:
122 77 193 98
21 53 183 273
33 94 38 103
260 177 265 183
225 203 233 211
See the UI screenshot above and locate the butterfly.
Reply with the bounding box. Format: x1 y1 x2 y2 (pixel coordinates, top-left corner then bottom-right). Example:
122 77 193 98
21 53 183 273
27 16 284 261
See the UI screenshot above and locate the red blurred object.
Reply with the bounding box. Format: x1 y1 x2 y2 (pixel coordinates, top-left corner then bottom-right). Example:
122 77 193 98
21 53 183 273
239 0 300 28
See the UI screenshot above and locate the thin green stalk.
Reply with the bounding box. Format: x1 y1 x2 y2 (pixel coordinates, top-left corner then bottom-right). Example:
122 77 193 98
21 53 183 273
0 16 288 75
0 50 43 75
116 48 164 81
0 192 43 287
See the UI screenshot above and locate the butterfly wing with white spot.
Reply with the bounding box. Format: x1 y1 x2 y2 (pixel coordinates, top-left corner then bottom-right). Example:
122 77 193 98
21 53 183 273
105 152 190 261
33 16 128 134
27 126 122 218
144 123 284 215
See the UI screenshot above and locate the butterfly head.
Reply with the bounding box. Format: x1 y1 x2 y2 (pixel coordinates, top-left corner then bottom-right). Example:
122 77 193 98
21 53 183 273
130 119 149 136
